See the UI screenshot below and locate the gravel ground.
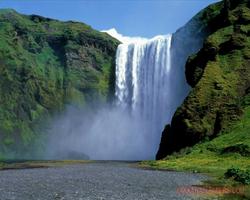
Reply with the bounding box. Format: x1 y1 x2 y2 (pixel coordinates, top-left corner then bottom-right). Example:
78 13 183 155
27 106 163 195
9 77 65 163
0 161 207 200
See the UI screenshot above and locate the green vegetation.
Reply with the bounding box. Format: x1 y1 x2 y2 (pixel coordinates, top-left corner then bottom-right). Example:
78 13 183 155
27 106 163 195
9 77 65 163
157 0 250 159
142 106 250 198
225 168 250 185
0 9 119 159
144 106 250 174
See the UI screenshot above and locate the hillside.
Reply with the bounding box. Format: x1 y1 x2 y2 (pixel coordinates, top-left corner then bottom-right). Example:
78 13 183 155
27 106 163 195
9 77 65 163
0 9 119 159
157 0 250 159
143 106 250 198
146 106 250 173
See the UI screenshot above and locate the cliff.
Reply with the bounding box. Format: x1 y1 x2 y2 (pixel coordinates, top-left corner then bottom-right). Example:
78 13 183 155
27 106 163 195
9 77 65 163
157 0 250 159
0 9 119 159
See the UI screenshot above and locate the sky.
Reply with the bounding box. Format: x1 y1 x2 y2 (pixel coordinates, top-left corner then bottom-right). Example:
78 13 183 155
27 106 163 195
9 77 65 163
0 0 220 38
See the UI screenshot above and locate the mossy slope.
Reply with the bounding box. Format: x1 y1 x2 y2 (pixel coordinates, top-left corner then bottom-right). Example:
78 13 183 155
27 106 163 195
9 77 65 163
157 0 250 159
146 106 250 174
143 106 250 198
0 9 119 159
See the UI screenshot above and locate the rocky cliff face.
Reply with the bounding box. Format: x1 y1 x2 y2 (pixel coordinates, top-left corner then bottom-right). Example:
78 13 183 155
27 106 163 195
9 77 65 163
157 0 250 159
0 9 119 159
166 1 221 126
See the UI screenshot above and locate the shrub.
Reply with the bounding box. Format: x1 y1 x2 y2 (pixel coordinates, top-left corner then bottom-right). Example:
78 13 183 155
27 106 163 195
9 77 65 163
225 167 250 184
221 143 250 156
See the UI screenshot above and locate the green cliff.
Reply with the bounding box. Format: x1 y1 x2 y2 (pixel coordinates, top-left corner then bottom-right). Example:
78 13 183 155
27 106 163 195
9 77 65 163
0 9 119 159
157 0 250 159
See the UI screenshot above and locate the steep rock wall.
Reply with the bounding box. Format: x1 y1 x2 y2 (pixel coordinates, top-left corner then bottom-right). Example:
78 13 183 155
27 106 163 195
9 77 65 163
157 0 250 159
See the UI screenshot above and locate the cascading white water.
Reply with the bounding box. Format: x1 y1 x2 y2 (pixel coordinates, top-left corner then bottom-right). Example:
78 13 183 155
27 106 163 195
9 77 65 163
113 33 174 157
47 29 192 161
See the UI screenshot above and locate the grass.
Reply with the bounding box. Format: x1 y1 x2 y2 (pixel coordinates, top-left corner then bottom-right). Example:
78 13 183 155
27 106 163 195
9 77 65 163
141 106 250 199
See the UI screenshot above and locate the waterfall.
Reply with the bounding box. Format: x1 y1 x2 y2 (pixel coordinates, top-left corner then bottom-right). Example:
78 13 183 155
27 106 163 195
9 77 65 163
98 28 188 159
47 29 192 161
115 35 174 151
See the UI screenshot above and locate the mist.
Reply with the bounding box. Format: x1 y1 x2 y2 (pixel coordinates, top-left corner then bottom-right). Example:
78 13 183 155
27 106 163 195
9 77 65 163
44 24 206 161
45 104 156 160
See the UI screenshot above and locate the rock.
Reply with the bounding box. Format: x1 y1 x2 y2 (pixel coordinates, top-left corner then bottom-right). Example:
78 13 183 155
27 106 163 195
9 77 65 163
157 0 250 158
